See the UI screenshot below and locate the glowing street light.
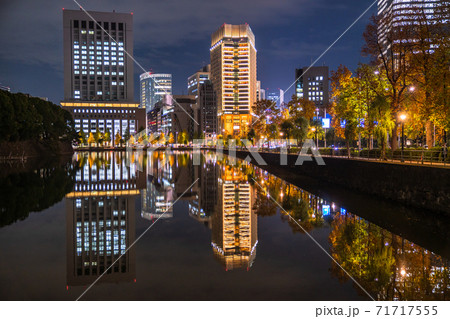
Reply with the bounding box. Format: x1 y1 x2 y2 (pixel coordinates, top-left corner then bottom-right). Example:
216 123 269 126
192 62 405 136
400 113 407 162
409 86 415 92
400 268 406 277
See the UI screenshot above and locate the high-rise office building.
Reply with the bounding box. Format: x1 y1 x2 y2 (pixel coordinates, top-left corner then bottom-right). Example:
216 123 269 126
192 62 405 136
187 65 217 137
267 89 285 107
377 0 444 53
210 24 257 136
187 65 211 98
63 9 133 102
256 81 265 101
140 72 172 111
295 66 329 116
198 80 218 138
61 9 145 139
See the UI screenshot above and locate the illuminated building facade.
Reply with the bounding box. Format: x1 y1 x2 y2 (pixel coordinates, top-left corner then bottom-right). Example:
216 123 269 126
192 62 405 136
267 89 285 107
63 9 134 102
211 164 257 270
256 81 265 101
140 72 172 112
66 152 146 286
210 24 257 136
62 10 144 138
377 0 444 53
187 65 210 98
61 102 145 138
295 66 329 117
187 65 217 137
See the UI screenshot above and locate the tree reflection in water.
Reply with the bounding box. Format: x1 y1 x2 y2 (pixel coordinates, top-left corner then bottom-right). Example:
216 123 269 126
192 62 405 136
0 162 76 228
250 166 449 301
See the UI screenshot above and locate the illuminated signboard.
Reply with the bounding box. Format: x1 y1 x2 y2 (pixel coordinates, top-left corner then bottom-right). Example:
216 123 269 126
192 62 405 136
322 118 330 129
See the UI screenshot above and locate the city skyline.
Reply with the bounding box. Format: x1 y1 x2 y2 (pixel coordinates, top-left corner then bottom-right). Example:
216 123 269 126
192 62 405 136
0 0 375 104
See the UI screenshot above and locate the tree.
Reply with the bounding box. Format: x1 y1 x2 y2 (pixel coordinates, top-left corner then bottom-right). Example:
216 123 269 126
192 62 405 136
252 99 276 141
114 132 122 147
129 134 135 145
149 133 156 145
104 129 111 146
87 132 95 146
159 132 166 145
123 127 130 142
372 96 395 159
168 132 175 144
94 129 102 147
247 128 256 144
330 65 359 156
362 15 414 150
78 129 87 145
287 94 316 121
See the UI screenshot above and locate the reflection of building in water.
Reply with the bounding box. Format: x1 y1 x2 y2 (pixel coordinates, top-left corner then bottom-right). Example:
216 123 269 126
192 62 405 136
66 152 145 286
141 152 175 220
211 164 258 270
141 177 174 220
188 153 219 227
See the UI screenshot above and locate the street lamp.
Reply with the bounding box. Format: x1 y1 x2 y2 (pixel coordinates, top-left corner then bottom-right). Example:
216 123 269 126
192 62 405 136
400 113 407 162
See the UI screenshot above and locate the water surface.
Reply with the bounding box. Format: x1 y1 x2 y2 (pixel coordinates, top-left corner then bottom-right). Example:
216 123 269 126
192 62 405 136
0 151 448 300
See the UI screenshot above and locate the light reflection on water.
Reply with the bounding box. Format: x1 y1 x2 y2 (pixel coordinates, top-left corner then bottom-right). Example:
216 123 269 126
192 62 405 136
0 151 449 300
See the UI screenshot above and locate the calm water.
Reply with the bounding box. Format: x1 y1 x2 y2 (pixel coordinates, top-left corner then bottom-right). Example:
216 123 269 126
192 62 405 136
0 151 449 301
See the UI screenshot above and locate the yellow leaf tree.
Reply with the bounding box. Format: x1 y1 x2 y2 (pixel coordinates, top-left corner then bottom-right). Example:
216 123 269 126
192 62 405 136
168 133 175 144
115 132 122 146
87 132 95 146
159 132 165 145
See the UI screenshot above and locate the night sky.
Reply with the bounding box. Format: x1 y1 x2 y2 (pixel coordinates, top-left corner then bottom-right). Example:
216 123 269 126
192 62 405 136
0 0 376 104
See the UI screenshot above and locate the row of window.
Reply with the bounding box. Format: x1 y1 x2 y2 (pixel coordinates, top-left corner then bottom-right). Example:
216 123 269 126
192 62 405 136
73 20 125 31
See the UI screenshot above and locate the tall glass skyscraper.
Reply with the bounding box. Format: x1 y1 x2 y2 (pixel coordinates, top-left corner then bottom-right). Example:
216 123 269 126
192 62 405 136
140 72 172 112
